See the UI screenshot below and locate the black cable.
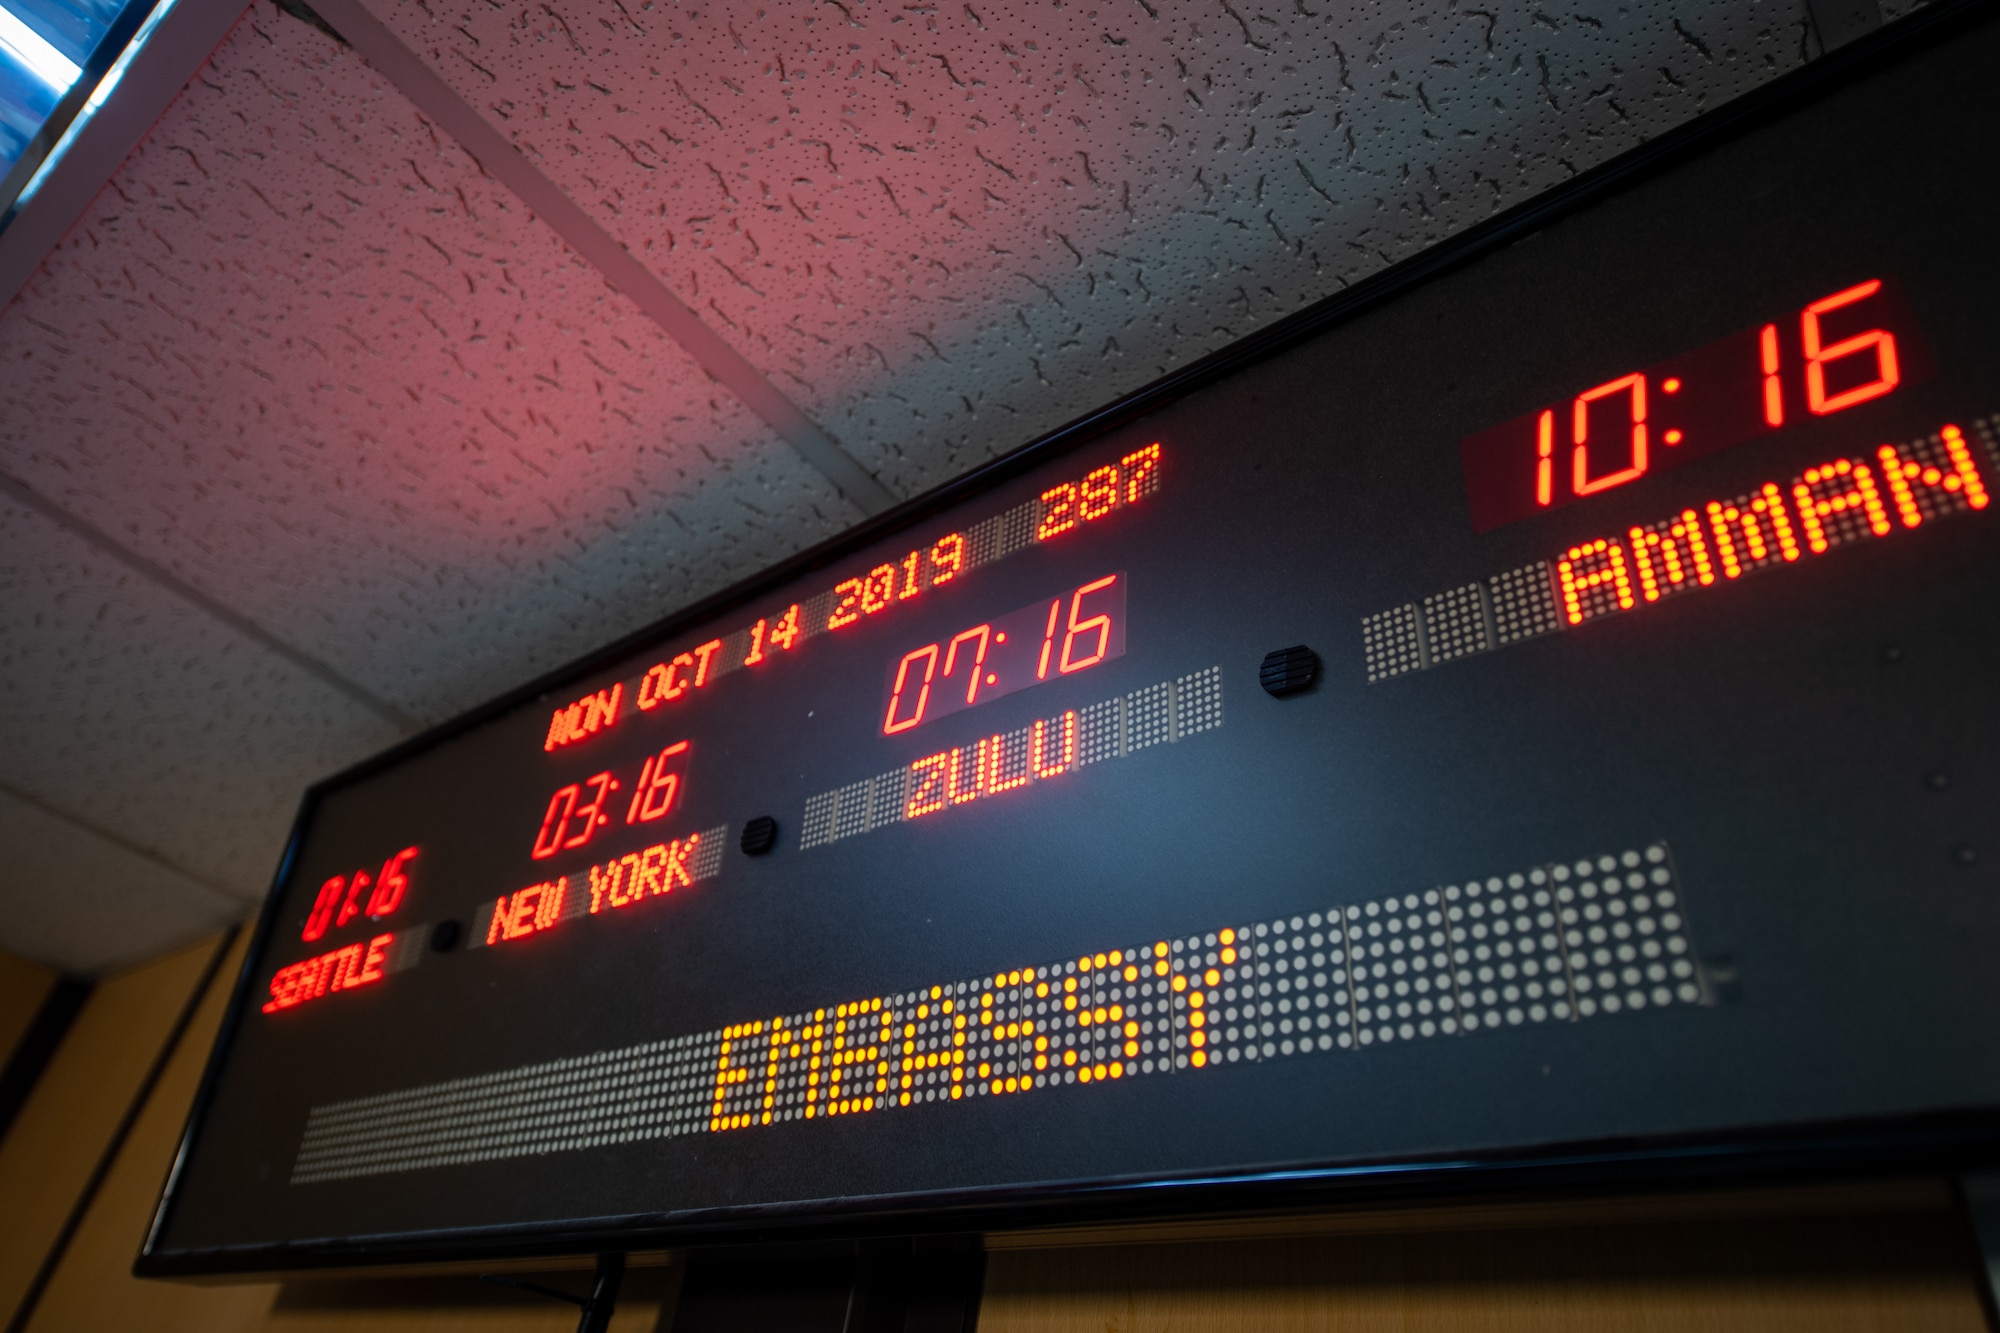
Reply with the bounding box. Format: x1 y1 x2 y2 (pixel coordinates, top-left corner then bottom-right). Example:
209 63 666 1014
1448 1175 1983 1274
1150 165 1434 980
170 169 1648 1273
480 1252 623 1333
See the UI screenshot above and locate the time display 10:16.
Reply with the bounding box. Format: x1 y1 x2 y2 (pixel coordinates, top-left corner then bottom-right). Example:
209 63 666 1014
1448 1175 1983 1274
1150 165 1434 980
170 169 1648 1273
1459 278 1929 532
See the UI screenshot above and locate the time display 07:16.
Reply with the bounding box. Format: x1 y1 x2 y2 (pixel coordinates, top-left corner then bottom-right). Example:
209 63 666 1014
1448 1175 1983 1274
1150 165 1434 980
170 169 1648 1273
882 574 1126 735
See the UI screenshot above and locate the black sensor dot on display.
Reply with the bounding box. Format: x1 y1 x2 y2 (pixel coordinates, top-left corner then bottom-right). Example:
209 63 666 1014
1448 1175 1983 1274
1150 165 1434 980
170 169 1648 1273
1259 646 1318 697
740 817 779 857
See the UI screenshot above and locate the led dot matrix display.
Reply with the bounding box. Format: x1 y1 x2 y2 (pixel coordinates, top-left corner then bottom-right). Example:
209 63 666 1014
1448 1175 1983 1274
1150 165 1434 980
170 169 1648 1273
146 21 2000 1273
289 844 1700 1184
1366 417 1998 682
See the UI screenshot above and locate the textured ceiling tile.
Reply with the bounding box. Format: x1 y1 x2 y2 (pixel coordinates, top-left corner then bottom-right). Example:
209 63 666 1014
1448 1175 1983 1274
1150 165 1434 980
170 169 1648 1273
360 0 1815 498
0 788 245 975
0 496 404 898
0 4 861 722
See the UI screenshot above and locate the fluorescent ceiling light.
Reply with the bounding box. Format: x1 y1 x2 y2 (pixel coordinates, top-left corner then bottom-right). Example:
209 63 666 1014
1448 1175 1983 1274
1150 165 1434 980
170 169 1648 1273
9 0 178 217
0 2 81 93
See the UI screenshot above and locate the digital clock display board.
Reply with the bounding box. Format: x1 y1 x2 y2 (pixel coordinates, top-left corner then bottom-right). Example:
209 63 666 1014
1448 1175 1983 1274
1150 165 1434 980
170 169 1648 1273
144 9 2000 1273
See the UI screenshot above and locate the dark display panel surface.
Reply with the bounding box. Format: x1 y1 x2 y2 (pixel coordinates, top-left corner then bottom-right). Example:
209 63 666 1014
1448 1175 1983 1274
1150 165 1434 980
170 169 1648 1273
147 12 2000 1270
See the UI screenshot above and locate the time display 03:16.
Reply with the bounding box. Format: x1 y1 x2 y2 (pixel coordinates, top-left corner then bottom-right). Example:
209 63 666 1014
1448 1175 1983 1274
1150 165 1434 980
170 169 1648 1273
530 741 693 862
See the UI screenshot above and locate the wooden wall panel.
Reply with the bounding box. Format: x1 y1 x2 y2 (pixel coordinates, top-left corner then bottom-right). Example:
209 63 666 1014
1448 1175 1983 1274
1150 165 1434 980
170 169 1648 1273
18 927 278 1332
0 950 56 1071
979 1187 1991 1333
0 934 222 1321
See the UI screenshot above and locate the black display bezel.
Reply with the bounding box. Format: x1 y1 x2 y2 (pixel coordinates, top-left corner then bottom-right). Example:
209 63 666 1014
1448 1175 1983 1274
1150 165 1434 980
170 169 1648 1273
137 0 2000 1277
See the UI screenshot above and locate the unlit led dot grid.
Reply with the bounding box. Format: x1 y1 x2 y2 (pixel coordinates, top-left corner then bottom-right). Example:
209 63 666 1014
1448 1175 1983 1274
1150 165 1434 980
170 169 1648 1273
1973 414 2000 477
384 928 428 976
1363 416 1999 683
1489 562 1564 645
289 841 1703 1185
1422 583 1492 663
1361 605 1422 682
798 667 1223 852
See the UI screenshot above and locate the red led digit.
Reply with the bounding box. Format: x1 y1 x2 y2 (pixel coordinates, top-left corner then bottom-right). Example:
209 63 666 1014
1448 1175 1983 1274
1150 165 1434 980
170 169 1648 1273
1037 483 1080 540
302 876 344 942
532 784 580 860
1802 279 1900 415
364 847 418 917
768 604 802 651
1760 323 1784 427
944 625 993 705
335 870 371 929
1036 600 1060 680
1572 373 1648 497
861 564 897 615
563 772 619 851
1059 575 1118 673
930 534 964 584
743 617 769 667
828 578 864 629
900 550 922 599
1121 443 1161 502
1078 466 1120 520
1535 409 1555 508
627 741 689 823
884 644 941 734
628 755 656 817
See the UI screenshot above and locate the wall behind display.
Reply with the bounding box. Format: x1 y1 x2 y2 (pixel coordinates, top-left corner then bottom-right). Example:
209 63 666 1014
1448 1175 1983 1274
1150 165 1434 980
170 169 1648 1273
0 931 1989 1330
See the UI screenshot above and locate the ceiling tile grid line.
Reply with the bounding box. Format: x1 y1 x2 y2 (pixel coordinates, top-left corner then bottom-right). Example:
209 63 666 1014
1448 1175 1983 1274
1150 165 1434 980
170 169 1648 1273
0 775 242 905
0 786 246 974
0 0 256 313
309 0 898 516
357 0 1839 501
0 494 407 915
0 466 418 730
0 5 865 724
